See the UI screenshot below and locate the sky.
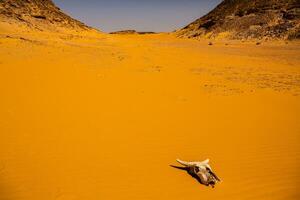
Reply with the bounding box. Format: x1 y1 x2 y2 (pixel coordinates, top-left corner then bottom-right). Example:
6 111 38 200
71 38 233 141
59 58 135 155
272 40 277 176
53 0 222 33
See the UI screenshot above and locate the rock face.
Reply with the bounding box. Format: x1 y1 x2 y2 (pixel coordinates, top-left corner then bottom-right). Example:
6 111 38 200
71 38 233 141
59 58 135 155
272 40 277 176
110 30 138 34
177 0 300 40
109 30 157 35
0 0 92 31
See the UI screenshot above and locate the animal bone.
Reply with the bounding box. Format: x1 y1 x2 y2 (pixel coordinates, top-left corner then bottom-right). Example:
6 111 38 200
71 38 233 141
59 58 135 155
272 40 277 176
172 159 220 188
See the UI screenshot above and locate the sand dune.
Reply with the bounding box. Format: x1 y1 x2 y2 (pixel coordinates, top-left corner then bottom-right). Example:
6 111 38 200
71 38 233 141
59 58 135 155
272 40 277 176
0 25 300 200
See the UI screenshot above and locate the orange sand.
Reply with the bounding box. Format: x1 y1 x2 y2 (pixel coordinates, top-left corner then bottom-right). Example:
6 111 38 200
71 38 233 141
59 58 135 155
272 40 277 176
0 27 300 200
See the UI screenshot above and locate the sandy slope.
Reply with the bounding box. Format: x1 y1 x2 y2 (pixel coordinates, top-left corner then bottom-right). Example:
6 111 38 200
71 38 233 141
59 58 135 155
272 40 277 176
0 27 300 200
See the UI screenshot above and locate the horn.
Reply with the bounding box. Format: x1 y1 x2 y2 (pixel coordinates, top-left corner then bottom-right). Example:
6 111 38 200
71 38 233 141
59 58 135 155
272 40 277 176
170 165 188 171
176 159 193 166
201 159 210 164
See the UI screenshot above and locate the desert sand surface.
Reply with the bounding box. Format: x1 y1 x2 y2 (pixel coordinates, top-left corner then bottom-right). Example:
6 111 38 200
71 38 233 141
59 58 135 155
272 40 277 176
0 26 300 200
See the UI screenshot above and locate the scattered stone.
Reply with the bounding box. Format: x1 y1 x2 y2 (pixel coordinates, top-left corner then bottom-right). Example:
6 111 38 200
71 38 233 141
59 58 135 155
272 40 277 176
208 42 213 45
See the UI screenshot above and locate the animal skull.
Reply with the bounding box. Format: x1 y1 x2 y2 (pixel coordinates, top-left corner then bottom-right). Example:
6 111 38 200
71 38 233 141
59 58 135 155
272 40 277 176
173 159 221 188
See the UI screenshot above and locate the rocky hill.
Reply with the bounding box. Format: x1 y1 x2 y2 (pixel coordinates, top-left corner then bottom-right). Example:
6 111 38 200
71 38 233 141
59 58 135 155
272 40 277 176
177 0 300 40
110 30 138 35
0 0 92 31
109 30 156 35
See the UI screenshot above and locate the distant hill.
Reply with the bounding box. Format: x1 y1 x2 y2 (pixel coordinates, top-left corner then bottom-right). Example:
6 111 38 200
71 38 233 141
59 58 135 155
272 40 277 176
0 0 94 32
177 0 300 40
109 30 157 35
110 30 138 35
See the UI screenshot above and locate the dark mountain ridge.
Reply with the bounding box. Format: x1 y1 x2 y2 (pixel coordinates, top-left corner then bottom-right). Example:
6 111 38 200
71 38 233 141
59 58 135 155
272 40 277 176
177 0 300 40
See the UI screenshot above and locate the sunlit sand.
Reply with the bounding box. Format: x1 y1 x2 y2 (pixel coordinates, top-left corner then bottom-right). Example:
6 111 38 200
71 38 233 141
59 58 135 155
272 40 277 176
0 24 300 200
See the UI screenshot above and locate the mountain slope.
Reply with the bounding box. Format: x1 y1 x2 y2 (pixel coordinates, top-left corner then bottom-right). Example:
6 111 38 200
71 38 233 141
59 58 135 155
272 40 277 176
0 0 93 32
177 0 300 40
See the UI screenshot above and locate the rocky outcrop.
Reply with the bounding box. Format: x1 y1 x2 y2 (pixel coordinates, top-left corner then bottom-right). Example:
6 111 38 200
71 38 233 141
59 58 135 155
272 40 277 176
0 0 93 31
109 30 156 35
177 0 300 40
110 30 138 34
